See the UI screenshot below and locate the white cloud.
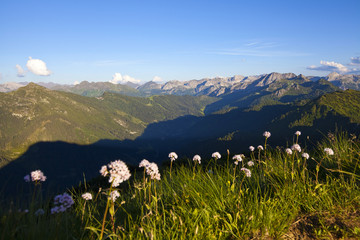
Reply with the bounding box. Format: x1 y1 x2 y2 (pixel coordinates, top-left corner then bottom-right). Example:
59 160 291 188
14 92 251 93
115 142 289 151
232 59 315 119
110 73 123 84
110 73 141 84
26 57 51 76
16 64 25 77
349 57 360 66
123 75 141 84
307 60 349 73
152 76 162 82
73 81 80 85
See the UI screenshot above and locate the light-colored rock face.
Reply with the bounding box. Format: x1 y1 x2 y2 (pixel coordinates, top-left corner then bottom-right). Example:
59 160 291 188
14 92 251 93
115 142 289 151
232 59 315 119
325 72 360 90
0 82 27 92
326 72 342 81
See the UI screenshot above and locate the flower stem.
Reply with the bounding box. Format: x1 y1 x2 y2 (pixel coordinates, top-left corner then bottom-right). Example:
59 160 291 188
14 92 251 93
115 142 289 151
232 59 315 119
100 184 113 240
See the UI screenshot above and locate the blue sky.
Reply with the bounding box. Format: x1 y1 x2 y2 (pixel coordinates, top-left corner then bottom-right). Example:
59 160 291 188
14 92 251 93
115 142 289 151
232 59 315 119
1 0 359 84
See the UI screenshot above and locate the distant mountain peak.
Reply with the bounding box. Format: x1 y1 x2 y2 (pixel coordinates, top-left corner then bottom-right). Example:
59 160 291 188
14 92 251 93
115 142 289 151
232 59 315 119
327 72 341 81
22 82 47 90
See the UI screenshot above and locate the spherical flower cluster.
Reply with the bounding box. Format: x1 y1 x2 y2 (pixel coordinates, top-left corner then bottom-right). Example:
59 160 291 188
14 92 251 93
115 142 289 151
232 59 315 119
249 146 255 152
168 152 178 161
291 144 301 152
247 161 254 167
324 148 334 155
193 155 201 164
233 154 243 165
257 145 264 151
82 192 92 201
110 190 120 202
302 152 310 159
100 160 131 187
139 159 150 168
295 131 301 136
263 131 271 138
285 148 293 155
241 168 252 177
212 152 221 159
145 162 161 180
51 193 74 214
24 170 46 183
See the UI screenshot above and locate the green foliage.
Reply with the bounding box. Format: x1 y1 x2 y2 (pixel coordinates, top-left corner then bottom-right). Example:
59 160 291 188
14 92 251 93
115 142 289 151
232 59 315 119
283 89 360 128
1 132 360 239
0 84 216 162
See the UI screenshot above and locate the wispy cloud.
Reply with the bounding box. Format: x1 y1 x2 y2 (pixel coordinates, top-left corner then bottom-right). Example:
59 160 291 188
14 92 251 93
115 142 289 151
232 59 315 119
16 64 25 77
93 60 143 66
308 61 349 73
308 57 360 74
71 60 144 67
209 41 309 57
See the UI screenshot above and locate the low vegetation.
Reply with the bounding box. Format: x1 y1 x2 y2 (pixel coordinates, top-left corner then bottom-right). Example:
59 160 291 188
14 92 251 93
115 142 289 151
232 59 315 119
1 131 360 239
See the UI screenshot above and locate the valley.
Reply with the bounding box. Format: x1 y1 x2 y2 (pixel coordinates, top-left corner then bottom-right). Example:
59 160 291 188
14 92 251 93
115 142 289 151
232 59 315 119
0 73 360 194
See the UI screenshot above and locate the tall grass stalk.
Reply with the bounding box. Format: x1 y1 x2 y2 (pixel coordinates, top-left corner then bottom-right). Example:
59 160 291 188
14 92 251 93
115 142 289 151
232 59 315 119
1 132 360 239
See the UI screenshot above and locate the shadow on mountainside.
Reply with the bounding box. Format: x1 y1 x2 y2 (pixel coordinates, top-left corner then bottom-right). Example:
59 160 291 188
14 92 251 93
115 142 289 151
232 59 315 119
1 103 359 198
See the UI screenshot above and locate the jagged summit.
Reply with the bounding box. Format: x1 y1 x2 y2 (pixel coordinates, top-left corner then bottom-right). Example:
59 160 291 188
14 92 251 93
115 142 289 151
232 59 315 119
2 72 360 96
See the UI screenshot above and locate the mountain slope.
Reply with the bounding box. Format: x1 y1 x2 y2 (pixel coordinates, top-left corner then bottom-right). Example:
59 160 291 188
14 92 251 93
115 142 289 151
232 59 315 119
204 77 340 114
274 89 360 128
139 89 360 154
51 81 141 97
0 83 216 163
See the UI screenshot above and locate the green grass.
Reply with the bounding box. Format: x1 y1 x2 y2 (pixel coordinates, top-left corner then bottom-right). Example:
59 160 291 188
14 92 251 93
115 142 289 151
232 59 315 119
1 131 360 239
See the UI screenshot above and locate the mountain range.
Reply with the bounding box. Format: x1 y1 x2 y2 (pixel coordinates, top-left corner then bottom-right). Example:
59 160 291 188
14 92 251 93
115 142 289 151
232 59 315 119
1 72 360 194
1 72 360 97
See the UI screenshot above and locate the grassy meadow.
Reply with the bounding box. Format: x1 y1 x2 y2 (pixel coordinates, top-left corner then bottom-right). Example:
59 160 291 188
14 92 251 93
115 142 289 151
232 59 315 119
1 131 360 239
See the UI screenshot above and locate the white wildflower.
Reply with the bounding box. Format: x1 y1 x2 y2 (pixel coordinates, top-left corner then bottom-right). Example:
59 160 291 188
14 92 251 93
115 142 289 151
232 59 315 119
82 192 92 201
193 155 201 164
145 162 161 180
291 144 301 152
212 152 221 159
302 152 310 159
110 190 120 202
26 170 46 182
247 161 254 167
103 160 131 187
241 168 251 177
263 131 271 138
139 159 150 168
285 148 293 155
257 145 264 151
168 152 178 161
99 165 108 177
324 148 334 155
249 146 255 152
295 131 301 136
233 154 243 165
